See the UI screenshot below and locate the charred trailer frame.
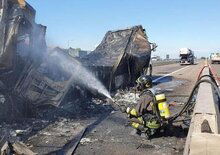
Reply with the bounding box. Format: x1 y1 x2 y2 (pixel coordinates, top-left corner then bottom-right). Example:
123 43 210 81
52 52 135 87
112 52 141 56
82 25 156 91
0 0 49 119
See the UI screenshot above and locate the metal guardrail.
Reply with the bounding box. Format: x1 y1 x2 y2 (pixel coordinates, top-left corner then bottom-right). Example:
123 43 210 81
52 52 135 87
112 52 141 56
184 66 220 155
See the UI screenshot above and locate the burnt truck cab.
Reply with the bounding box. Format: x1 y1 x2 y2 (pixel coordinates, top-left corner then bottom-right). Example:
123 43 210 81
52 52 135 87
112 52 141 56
179 48 194 65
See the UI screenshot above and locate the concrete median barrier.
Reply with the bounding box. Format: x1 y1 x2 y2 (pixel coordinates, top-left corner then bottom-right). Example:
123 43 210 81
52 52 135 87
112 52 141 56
184 66 220 155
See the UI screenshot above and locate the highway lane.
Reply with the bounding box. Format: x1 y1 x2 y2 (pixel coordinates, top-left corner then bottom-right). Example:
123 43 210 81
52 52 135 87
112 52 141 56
152 61 205 97
75 61 206 155
153 63 187 75
153 61 203 77
153 65 190 83
211 63 220 83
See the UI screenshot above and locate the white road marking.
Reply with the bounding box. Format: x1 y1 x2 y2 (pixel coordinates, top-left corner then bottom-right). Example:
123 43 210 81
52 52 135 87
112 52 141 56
153 65 191 83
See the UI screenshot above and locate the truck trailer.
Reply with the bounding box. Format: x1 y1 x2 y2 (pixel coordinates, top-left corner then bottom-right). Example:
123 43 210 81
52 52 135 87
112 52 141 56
179 48 194 65
210 53 220 64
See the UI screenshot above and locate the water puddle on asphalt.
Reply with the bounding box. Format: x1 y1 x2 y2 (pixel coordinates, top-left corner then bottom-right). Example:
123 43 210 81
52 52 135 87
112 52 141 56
153 78 187 92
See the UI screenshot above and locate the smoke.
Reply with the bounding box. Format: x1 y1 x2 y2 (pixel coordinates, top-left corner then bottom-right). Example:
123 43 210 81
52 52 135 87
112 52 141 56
49 51 112 100
21 21 112 100
31 23 112 100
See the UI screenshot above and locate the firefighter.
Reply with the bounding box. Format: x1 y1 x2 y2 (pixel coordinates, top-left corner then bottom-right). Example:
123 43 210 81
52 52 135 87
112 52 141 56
122 75 170 138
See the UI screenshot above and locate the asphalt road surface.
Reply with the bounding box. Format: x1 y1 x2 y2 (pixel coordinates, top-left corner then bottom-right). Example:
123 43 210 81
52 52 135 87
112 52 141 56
2 61 207 155
211 63 220 83
75 61 206 155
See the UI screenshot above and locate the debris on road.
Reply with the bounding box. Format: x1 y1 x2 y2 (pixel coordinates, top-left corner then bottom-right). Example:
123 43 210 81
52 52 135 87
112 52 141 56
114 89 140 106
26 119 87 154
0 1 202 155
1 141 36 155
80 138 98 145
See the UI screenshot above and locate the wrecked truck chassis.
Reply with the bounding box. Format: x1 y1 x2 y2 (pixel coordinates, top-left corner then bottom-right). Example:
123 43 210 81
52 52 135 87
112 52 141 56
0 1 157 136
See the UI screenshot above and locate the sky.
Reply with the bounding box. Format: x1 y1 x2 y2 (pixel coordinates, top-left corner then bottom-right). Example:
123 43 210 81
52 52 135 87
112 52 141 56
27 0 220 58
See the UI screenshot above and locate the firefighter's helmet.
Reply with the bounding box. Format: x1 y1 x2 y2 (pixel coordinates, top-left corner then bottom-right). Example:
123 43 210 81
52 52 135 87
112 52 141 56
136 75 152 90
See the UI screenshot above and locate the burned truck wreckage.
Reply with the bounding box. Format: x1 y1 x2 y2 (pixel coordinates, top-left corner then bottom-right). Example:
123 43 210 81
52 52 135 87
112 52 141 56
0 0 156 120
0 0 69 119
0 0 48 119
81 25 157 90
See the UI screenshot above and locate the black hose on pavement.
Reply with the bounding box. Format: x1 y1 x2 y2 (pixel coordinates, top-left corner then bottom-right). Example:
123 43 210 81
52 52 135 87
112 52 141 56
169 77 220 122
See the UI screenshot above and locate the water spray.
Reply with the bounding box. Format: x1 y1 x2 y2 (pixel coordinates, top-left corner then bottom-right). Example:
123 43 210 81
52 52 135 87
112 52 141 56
49 51 112 100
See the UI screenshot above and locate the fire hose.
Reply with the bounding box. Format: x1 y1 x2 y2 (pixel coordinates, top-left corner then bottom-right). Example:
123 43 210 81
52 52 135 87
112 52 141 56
169 65 220 122
111 64 220 127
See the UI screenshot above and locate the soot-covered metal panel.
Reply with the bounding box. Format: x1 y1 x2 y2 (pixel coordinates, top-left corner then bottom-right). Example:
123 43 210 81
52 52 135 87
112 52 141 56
81 25 156 90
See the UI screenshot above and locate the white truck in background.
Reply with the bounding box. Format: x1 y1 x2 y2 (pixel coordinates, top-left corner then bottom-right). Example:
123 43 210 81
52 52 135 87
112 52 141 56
179 48 194 65
210 53 220 64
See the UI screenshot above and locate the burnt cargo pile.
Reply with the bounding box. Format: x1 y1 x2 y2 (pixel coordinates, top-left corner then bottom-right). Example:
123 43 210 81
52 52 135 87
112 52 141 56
0 0 47 119
0 1 156 121
0 0 73 120
81 25 157 90
0 0 78 120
